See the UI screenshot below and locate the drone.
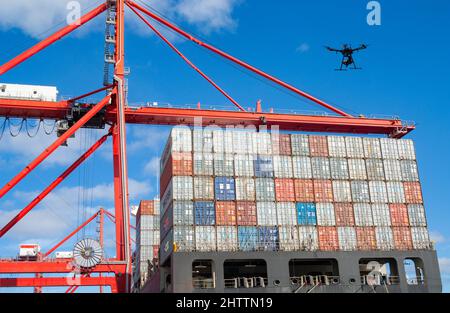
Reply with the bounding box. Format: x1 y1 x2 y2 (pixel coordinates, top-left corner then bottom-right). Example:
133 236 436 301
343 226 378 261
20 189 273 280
325 44 368 71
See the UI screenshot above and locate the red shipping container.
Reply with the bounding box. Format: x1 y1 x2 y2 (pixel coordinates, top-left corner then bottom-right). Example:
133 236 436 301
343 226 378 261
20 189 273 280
272 134 292 155
153 245 160 259
334 203 355 226
389 204 409 226
216 202 237 226
309 136 329 157
275 178 296 202
138 200 155 216
236 201 257 226
313 180 333 202
294 179 315 202
356 227 377 251
403 182 423 204
160 152 193 195
318 226 339 251
392 227 413 250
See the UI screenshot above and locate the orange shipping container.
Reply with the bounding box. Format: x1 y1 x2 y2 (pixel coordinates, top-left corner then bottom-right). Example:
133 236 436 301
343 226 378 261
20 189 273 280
392 227 413 250
272 134 292 155
309 136 329 157
236 201 257 226
138 200 155 216
160 152 193 194
313 180 333 202
318 226 339 251
294 179 314 202
356 227 377 250
389 204 409 227
334 203 355 226
403 182 423 204
216 202 237 226
275 178 296 202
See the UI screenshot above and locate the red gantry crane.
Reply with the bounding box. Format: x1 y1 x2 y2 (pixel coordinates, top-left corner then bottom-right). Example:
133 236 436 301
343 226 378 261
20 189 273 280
0 0 414 293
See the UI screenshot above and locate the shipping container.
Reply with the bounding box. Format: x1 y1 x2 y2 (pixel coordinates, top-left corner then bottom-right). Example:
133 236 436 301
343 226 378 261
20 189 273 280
383 159 402 181
386 182 406 203
345 137 364 158
354 203 374 226
407 204 427 227
313 180 333 202
296 203 317 225
273 155 293 178
216 201 237 226
193 176 214 200
236 201 257 226
213 153 234 177
258 226 279 251
138 200 156 216
390 204 409 227
193 128 214 152
234 154 255 177
255 178 275 201
294 179 315 202
327 136 347 157
316 203 336 226
351 181 370 203
137 215 159 231
338 227 357 251
276 202 297 225
309 136 328 157
397 139 416 160
161 176 193 212
366 159 385 180
348 159 367 180
235 177 256 201
291 134 310 156
274 178 295 202
375 227 395 250
371 204 391 226
193 152 214 176
332 180 352 202
311 157 331 179
298 226 319 251
215 177 236 201
212 129 233 154
254 155 274 178
318 226 339 251
411 227 431 250
356 227 377 250
329 158 349 180
272 133 292 155
255 132 272 155
233 131 255 155
161 128 192 170
139 230 160 246
195 226 217 252
238 226 258 251
334 203 355 226
194 201 215 225
160 152 193 194
292 156 313 179
160 201 194 239
404 182 423 204
380 138 399 159
369 181 388 203
256 202 277 226
217 226 238 251
363 138 382 159
279 226 299 251
400 160 419 182
392 227 413 250
173 226 195 252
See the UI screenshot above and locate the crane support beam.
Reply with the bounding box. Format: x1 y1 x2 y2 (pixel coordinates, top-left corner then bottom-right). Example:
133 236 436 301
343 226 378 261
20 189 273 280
0 3 108 76
0 276 117 289
126 0 351 117
0 261 126 274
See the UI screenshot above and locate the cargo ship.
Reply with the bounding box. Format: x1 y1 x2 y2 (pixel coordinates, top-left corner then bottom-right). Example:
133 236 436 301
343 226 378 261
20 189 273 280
133 127 442 293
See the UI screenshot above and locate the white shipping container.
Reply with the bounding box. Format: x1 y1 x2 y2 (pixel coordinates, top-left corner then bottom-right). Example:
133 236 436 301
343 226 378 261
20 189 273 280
173 226 195 252
234 154 255 177
363 138 382 159
366 159 385 180
383 159 402 181
172 201 194 225
279 226 299 251
397 139 416 160
255 178 276 201
348 159 367 180
257 202 278 226
298 226 319 251
408 204 427 227
195 226 217 252
0 83 58 101
255 132 272 155
371 204 391 226
276 202 297 225
345 137 365 158
411 227 431 250
138 215 159 230
380 138 400 159
329 158 349 180
235 178 256 201
386 182 406 203
213 153 234 176
369 181 388 203
316 203 336 226
217 226 238 251
194 176 214 200
351 181 370 203
291 134 310 156
139 230 160 246
337 227 357 251
273 156 293 178
292 156 313 179
212 129 233 153
311 157 331 179
400 160 419 182
332 180 352 202
232 131 249 154
193 128 213 152
354 203 374 226
328 136 347 157
375 227 395 250
161 177 193 212
193 152 214 176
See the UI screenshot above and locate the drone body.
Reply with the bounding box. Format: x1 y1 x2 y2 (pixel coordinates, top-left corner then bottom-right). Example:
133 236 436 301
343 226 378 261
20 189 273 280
326 44 368 71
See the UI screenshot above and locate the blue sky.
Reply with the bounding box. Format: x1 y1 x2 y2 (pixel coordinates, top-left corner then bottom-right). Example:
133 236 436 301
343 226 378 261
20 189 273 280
0 0 449 293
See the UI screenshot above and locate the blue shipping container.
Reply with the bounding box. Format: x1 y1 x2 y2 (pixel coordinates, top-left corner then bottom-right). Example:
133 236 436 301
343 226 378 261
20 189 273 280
254 156 274 178
296 203 317 225
258 226 279 251
194 201 215 225
215 177 236 200
238 226 258 251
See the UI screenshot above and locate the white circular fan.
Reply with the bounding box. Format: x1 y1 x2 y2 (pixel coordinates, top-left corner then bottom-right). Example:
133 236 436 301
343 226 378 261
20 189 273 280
73 238 103 269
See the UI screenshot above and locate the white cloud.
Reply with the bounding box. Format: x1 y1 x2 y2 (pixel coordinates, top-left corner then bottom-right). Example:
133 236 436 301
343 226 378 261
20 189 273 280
439 258 450 274
144 157 160 176
296 43 310 53
430 231 446 244
127 126 169 153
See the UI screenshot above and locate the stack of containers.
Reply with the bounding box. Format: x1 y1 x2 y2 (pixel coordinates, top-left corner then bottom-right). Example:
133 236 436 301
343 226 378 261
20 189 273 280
135 199 160 286
159 127 432 263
